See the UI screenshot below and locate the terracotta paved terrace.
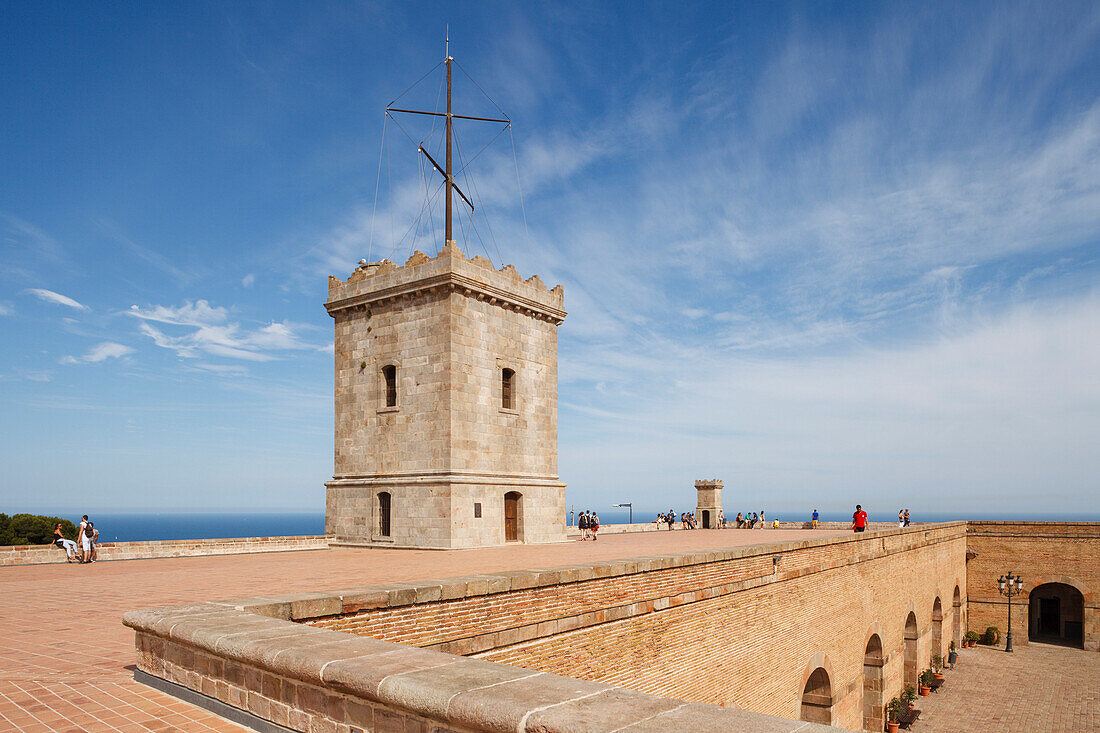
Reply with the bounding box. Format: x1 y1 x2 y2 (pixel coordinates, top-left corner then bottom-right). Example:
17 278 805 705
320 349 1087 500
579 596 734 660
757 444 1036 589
0 528 842 732
918 641 1100 732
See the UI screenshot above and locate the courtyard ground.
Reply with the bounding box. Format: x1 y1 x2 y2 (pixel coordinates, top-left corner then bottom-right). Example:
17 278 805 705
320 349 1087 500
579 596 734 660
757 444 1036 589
917 641 1099 732
1 527 1095 732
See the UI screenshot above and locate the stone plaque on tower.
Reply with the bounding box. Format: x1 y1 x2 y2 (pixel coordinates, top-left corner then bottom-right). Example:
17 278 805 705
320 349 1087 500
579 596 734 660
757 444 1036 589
324 241 567 548
695 479 723 529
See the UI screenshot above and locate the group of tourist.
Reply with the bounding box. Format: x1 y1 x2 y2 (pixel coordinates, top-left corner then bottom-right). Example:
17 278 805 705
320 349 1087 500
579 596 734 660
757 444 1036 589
577 510 600 540
53 514 99 563
732 510 768 528
897 509 912 527
654 510 699 529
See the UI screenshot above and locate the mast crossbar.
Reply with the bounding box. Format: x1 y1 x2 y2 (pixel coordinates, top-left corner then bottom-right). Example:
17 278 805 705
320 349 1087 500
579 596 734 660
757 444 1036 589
388 107 509 124
419 145 474 211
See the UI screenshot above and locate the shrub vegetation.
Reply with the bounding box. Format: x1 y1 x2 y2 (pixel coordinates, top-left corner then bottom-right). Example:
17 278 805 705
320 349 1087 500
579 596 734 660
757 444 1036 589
0 514 77 545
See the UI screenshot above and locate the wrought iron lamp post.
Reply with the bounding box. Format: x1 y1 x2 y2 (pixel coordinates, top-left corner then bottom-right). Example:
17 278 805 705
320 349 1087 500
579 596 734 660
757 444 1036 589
997 571 1024 652
612 503 632 525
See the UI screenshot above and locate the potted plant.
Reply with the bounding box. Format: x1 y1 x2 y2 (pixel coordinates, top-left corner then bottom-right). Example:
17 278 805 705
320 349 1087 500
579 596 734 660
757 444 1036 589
918 669 933 695
948 641 958 666
931 654 945 681
965 630 980 647
886 696 908 733
902 683 917 709
982 626 1000 646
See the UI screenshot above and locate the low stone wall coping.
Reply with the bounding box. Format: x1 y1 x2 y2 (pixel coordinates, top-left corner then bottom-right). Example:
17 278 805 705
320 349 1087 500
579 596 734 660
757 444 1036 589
0 534 328 567
124 603 834 732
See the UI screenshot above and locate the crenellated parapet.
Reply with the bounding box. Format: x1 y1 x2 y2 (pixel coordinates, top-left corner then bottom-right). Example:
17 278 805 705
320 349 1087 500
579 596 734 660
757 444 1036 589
326 241 566 323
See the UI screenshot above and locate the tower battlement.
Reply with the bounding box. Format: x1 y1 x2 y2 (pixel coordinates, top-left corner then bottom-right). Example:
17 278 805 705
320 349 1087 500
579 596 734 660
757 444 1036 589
326 241 565 323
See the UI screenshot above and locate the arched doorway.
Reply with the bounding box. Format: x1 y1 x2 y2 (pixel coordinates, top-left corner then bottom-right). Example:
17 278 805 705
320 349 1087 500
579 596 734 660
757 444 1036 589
862 635 884 732
932 597 944 660
952 586 962 647
903 612 919 687
801 667 831 725
1029 582 1085 648
504 491 522 542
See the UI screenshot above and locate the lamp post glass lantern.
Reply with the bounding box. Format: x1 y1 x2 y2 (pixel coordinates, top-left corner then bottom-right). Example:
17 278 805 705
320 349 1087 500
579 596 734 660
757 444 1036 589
997 571 1024 652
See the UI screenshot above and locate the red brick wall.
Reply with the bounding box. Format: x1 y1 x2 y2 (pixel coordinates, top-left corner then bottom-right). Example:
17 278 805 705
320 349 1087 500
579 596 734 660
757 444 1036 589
966 522 1099 652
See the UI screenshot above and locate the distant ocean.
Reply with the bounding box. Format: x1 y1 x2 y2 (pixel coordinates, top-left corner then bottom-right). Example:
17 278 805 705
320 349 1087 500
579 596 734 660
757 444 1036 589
57 513 326 543
45 509 1099 543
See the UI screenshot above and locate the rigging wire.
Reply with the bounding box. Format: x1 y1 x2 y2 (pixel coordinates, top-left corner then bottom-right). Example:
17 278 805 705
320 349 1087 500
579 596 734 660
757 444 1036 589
509 126 533 255
453 60 510 121
367 113 388 264
387 60 444 108
453 125 504 267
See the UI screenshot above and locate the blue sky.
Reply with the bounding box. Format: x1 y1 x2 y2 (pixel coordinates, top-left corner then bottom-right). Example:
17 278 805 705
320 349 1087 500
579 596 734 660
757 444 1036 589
2 2 1098 517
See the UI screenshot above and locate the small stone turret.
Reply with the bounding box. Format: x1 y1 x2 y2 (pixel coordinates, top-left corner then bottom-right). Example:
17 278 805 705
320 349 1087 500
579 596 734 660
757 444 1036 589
695 479 723 529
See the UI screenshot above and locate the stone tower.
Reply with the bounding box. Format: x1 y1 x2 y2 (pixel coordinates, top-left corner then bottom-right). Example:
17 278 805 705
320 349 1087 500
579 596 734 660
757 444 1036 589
324 241 567 548
695 479 723 529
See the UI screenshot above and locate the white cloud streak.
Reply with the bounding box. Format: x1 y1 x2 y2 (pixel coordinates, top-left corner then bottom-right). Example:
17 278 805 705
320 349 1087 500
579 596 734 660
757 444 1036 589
61 342 135 364
26 288 89 311
129 300 314 362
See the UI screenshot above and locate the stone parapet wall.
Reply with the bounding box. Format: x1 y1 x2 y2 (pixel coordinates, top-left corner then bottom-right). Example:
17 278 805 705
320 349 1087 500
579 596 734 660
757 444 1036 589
0 535 327 567
124 603 832 733
965 521 1099 651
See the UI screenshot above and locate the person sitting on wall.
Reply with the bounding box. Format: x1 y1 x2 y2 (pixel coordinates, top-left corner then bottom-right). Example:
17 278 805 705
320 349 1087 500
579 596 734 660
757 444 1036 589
53 523 79 562
735 512 743 528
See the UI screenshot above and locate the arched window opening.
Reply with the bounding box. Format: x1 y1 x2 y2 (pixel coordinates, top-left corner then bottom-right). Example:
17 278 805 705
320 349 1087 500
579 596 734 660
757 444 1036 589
903 612 919 687
378 492 391 537
863 635 884 733
382 365 397 407
1029 582 1085 648
932 597 944 661
502 368 515 410
953 586 963 647
800 667 832 725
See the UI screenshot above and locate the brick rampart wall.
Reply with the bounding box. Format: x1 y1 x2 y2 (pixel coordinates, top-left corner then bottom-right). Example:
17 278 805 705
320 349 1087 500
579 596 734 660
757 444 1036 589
965 522 1099 651
305 525 966 730
0 535 327 567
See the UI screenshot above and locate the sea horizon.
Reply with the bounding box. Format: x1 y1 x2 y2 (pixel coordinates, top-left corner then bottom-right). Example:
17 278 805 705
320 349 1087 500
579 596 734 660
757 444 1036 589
5 509 1099 544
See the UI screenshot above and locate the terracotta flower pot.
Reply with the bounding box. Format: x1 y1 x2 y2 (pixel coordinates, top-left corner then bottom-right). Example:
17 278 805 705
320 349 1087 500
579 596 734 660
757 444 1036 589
887 723 900 733
919 686 930 696
933 673 944 681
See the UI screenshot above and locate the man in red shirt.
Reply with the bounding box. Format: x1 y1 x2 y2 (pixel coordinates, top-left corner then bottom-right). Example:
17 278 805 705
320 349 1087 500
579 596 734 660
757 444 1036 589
853 504 868 533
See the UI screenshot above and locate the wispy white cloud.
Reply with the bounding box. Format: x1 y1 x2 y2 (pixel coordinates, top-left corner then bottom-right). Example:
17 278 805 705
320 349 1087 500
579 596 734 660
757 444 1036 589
129 300 314 362
26 288 89 311
128 300 227 326
61 341 135 365
241 273 255 287
0 302 11 315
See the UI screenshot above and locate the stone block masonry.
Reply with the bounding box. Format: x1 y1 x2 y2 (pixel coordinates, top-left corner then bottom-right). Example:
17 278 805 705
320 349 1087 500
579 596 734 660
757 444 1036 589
325 242 567 549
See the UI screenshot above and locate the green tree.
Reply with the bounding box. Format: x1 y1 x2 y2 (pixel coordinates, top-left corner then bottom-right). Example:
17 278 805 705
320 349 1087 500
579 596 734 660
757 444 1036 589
0 514 77 545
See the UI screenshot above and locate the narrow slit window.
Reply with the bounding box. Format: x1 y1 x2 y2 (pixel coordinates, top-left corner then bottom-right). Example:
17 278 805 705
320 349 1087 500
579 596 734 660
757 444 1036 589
502 368 515 410
378 492 391 537
382 365 397 407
